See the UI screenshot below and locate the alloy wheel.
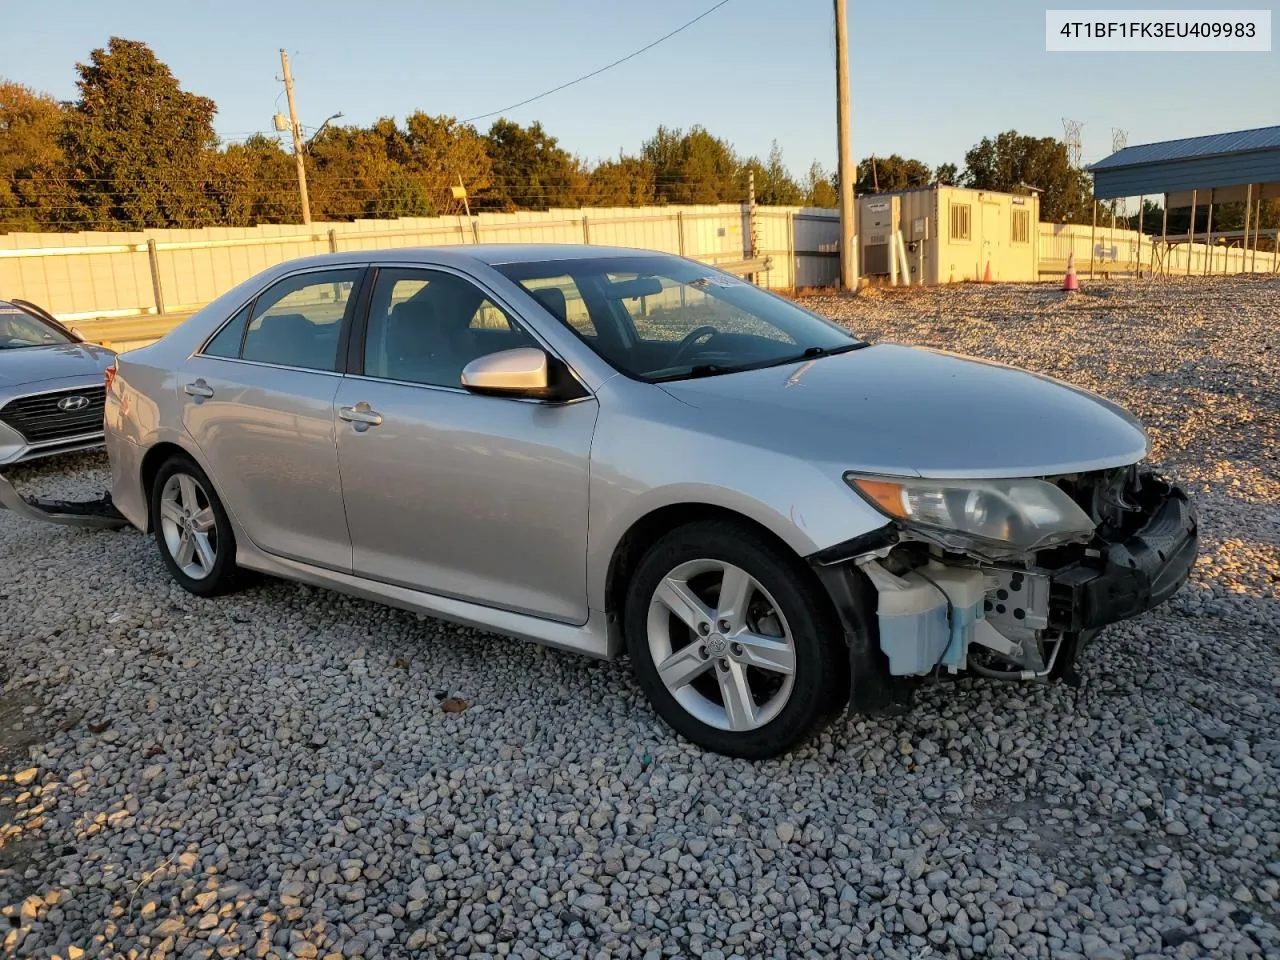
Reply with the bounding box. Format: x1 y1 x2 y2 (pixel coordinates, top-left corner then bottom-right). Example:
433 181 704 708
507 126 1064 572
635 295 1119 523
158 472 219 580
646 559 797 732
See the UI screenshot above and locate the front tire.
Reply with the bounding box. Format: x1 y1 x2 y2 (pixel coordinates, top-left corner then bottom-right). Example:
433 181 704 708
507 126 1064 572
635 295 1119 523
625 520 846 759
149 455 240 597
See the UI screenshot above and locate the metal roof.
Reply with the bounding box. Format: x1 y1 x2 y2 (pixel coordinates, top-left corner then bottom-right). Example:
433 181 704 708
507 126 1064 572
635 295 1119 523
1090 125 1280 200
1090 125 1280 171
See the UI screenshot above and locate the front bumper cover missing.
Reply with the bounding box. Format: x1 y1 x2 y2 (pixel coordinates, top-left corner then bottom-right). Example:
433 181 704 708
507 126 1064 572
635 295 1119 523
0 470 129 530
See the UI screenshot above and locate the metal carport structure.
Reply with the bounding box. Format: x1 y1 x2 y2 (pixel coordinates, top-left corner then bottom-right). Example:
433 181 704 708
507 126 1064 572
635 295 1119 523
1089 125 1280 275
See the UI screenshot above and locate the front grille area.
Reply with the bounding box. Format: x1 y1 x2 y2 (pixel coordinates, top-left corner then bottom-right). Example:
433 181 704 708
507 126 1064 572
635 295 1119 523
0 385 106 444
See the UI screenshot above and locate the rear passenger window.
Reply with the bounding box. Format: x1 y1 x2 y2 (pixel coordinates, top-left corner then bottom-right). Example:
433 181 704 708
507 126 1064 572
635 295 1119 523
240 270 359 372
202 303 251 358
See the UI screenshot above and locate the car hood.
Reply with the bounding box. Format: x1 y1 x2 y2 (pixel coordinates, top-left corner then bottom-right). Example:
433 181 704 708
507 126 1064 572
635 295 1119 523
656 343 1149 479
0 342 115 389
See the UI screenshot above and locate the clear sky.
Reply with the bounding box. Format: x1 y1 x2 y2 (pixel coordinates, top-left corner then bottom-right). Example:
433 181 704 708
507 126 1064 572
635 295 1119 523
4 0 1276 175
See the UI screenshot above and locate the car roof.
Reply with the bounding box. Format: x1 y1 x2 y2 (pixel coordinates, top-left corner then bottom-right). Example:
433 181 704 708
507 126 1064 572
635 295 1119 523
460 244 668 265
263 244 673 273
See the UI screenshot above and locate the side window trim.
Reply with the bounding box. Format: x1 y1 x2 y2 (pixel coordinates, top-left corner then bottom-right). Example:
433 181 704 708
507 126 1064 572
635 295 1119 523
195 295 258 358
195 265 371 371
352 262 570 380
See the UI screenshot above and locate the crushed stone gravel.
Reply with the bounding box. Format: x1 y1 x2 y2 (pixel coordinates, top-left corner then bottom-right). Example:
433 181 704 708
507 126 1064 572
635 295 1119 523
0 276 1276 959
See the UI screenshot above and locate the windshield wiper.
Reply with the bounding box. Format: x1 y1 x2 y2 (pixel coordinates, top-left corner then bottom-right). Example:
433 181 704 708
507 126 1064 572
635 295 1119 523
651 362 747 382
797 341 869 359
687 363 728 377
651 341 870 382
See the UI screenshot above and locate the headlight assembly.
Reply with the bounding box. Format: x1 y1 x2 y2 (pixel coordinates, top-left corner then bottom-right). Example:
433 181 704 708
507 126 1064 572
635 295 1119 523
845 473 1096 552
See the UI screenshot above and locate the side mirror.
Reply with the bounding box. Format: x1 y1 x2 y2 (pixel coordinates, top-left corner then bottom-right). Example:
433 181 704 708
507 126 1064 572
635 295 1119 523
460 347 584 402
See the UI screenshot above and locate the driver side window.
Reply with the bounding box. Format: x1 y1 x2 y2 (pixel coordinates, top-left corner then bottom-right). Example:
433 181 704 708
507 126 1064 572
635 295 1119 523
363 268 536 388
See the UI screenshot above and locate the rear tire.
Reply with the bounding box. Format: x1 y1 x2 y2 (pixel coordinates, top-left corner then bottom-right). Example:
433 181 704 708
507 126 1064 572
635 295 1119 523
149 455 240 597
624 520 846 759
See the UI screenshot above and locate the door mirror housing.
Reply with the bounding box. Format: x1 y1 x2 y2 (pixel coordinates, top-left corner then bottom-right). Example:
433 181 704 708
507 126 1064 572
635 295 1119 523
460 347 585 402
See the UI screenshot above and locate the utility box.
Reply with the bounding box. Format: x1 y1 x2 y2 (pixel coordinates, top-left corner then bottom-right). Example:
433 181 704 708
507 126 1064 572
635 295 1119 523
854 185 1040 284
859 196 898 276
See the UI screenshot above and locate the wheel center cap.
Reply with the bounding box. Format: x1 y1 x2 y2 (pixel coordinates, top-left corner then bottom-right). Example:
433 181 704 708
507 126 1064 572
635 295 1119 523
706 633 728 656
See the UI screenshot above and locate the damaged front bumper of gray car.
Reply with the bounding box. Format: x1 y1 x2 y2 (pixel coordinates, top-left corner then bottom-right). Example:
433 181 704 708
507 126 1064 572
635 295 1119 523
811 465 1199 711
0 469 129 530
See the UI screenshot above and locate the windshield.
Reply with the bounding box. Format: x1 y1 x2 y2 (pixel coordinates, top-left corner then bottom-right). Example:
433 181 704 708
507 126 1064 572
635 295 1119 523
495 255 864 381
0 301 75 349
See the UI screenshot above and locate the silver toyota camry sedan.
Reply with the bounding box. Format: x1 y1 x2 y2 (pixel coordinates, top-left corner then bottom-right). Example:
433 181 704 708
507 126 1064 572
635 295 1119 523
103 245 1198 758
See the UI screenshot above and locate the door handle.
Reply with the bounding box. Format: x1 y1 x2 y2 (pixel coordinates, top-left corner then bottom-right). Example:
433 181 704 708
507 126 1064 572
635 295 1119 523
184 379 214 399
338 402 383 430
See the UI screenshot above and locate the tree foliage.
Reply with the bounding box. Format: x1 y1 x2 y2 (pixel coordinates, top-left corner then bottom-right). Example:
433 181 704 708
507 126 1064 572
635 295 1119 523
961 130 1093 223
856 154 931 193
2 38 1126 233
738 141 804 206
61 37 220 228
803 162 838 208
643 125 741 204
483 119 582 211
582 155 655 207
0 81 69 231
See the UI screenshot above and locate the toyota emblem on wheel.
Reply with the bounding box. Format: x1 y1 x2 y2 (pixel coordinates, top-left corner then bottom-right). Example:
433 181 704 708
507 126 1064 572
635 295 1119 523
57 395 90 411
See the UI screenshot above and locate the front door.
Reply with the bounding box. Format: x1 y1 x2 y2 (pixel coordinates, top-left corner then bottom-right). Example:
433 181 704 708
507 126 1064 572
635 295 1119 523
333 266 598 623
180 267 364 571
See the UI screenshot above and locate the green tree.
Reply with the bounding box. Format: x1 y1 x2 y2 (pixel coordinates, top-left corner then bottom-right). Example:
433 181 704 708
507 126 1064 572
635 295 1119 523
740 141 803 205
61 37 219 228
803 161 837 207
209 134 296 226
584 155 655 206
483 119 583 211
934 162 958 185
401 112 493 213
961 131 1092 223
308 123 397 219
642 125 740 204
856 154 931 193
0 81 71 232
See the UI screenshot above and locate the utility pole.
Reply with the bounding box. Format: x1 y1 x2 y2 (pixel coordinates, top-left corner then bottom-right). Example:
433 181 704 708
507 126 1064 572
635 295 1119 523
834 0 856 291
280 49 311 225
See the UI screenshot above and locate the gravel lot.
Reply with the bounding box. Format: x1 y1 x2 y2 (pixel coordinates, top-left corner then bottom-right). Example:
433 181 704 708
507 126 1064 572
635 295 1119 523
1 276 1277 960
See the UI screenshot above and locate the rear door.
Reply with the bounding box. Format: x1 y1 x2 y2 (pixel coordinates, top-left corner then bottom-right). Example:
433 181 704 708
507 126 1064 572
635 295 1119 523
332 265 598 623
180 267 366 572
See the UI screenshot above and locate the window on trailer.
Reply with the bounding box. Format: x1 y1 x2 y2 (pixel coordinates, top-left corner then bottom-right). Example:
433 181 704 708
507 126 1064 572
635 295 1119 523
1012 209 1030 244
950 203 971 241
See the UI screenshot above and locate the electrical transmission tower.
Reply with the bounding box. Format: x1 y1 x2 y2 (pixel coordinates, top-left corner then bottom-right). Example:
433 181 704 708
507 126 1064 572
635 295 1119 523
1110 129 1129 222
1062 118 1084 168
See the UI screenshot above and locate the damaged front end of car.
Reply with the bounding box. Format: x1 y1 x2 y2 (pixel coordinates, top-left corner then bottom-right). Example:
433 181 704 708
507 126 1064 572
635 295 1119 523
812 465 1199 714
0 469 129 529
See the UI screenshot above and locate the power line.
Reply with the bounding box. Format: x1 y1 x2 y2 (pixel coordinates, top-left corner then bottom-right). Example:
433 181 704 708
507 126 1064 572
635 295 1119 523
462 0 735 123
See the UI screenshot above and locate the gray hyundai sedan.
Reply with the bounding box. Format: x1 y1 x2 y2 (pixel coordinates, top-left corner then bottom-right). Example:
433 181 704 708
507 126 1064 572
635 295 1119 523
102 245 1197 758
0 298 116 465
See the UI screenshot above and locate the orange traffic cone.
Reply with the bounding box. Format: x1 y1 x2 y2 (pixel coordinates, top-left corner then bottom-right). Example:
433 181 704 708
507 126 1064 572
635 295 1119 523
982 260 993 283
948 267 955 284
1062 253 1080 292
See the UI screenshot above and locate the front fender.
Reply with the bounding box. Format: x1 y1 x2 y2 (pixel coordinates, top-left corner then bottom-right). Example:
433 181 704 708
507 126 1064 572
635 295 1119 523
585 397 888 611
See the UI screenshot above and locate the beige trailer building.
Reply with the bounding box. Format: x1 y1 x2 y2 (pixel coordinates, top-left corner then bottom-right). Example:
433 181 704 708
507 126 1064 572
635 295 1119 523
858 185 1040 284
